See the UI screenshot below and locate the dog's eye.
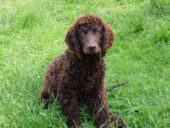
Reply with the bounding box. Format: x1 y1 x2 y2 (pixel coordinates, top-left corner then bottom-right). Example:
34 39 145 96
92 28 97 33
82 30 88 35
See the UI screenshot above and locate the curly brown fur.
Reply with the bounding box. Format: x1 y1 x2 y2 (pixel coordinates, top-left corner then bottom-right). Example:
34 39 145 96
40 14 126 128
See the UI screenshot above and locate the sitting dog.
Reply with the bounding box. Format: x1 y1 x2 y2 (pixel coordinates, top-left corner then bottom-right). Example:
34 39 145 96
40 14 126 128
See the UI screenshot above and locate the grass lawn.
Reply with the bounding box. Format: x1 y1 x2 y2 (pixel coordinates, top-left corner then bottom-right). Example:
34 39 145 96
0 0 170 127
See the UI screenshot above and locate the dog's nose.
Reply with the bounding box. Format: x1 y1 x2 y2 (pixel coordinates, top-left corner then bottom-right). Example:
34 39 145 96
88 46 96 51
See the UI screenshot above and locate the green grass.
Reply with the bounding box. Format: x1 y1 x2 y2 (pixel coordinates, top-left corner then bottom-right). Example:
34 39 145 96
0 0 170 128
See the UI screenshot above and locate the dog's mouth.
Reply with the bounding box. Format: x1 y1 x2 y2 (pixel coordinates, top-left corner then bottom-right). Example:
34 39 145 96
83 48 100 55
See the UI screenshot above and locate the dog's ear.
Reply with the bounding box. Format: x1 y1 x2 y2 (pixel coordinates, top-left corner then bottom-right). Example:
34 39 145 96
64 25 79 51
102 23 114 56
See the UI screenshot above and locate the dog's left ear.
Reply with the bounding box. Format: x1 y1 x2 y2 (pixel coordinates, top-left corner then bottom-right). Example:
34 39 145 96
102 23 115 56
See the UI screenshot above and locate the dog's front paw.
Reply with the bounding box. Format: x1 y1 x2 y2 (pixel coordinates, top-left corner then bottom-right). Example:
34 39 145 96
110 115 126 128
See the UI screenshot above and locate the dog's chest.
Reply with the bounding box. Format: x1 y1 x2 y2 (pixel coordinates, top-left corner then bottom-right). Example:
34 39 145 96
74 63 104 90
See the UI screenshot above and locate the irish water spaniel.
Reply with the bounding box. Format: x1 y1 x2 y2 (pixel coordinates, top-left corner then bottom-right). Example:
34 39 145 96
40 14 126 128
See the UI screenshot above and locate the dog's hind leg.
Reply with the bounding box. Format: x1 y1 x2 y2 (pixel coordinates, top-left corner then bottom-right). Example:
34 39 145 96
40 79 52 109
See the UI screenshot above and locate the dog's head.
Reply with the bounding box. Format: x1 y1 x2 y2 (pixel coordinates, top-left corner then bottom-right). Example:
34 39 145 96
65 14 114 57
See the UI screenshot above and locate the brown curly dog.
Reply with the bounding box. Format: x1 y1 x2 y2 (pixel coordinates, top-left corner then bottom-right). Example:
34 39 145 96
40 14 126 128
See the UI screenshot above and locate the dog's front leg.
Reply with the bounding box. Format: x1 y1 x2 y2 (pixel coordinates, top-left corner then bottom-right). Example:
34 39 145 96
58 89 81 128
87 89 111 128
88 87 126 128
